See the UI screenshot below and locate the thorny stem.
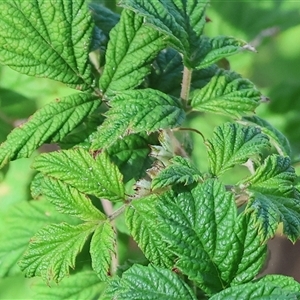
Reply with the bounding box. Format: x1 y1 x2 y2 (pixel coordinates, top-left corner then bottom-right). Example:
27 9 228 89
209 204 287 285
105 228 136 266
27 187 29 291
108 204 126 221
180 65 193 107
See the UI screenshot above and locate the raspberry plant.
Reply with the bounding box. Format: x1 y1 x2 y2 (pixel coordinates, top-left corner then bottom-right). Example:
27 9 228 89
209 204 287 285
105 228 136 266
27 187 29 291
0 0 300 299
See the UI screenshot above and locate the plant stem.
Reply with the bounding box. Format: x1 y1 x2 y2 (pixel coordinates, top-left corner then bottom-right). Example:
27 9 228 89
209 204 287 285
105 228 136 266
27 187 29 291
180 65 193 105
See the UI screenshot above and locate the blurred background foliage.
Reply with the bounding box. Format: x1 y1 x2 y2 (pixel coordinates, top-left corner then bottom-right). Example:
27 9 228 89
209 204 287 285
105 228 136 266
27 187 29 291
0 0 300 298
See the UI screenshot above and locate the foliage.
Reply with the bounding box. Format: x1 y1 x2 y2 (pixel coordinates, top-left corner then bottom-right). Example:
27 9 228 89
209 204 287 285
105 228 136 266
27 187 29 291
0 0 300 299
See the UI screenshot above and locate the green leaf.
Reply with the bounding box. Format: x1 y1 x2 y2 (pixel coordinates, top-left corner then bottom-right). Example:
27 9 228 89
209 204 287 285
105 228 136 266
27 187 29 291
241 115 292 157
91 89 185 149
0 93 101 168
99 10 166 95
194 35 256 70
105 264 197 300
241 155 297 197
33 148 125 202
151 156 202 190
0 0 94 90
206 123 270 176
20 223 95 282
0 200 76 278
242 155 300 241
90 221 116 281
33 271 104 300
41 176 106 222
125 195 175 268
210 275 300 300
149 48 183 97
157 180 267 295
191 69 262 117
120 0 208 68
107 133 154 183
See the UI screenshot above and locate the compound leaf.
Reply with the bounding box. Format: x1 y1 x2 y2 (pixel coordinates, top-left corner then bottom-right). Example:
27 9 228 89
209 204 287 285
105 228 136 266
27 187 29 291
91 89 185 149
105 264 197 300
0 200 75 278
157 180 266 295
0 0 94 90
33 271 104 300
241 115 292 157
0 93 100 168
33 148 125 202
206 123 270 176
191 69 262 117
90 221 116 281
151 156 202 190
120 0 208 68
20 222 95 282
100 10 166 95
125 195 175 268
41 176 105 222
210 275 300 300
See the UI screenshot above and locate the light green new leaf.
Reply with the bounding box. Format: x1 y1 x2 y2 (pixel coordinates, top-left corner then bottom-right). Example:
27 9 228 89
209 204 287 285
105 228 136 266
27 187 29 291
120 0 208 68
33 148 125 202
241 115 292 157
195 35 256 70
33 271 104 300
107 133 154 183
191 69 262 117
91 89 185 149
105 264 197 300
90 221 115 281
241 155 296 197
0 0 94 90
206 123 270 176
151 156 202 190
0 200 76 278
210 275 300 299
0 93 101 168
20 222 95 282
157 180 266 295
100 10 166 95
125 195 175 268
41 176 106 222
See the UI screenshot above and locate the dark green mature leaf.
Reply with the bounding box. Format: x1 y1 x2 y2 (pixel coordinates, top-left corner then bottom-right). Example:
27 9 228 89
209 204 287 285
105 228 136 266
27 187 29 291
210 275 300 300
33 271 104 300
194 35 256 70
0 200 76 278
91 89 185 149
107 133 154 183
157 180 266 295
149 48 183 97
20 222 95 282
33 148 125 202
191 69 262 117
206 123 270 176
0 93 101 168
105 264 197 300
99 10 166 95
151 156 202 190
41 177 105 222
89 3 120 36
90 221 115 281
0 0 94 90
241 115 292 157
125 195 175 268
120 0 208 68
